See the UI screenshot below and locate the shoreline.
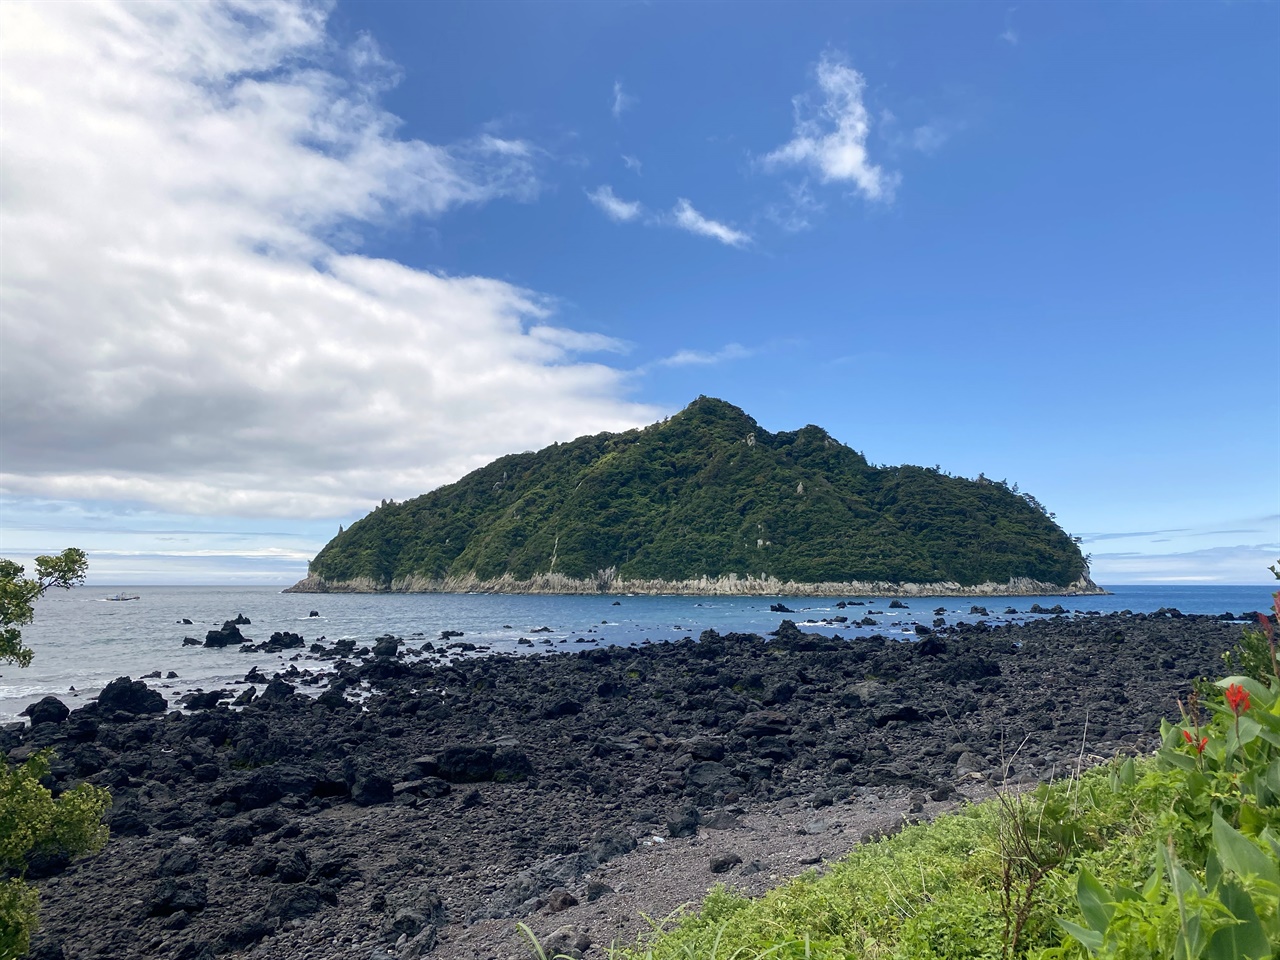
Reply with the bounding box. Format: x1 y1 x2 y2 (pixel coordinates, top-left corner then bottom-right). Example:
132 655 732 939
18 610 1236 960
284 571 1107 598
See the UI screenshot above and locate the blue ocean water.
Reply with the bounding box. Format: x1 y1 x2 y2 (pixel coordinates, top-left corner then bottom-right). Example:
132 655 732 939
2 583 1273 722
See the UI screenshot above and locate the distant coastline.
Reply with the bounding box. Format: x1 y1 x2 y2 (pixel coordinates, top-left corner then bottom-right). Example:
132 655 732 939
284 571 1107 597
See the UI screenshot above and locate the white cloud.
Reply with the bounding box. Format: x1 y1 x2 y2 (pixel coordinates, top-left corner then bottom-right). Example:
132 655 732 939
910 124 950 154
0 0 659 519
1001 7 1019 45
586 185 643 222
622 154 643 174
612 80 636 120
670 199 751 247
656 344 752 367
764 54 899 203
528 325 630 354
880 108 962 157
765 181 825 233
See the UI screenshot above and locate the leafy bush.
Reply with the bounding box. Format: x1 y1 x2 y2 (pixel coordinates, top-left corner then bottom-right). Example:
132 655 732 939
1047 670 1280 959
0 753 111 957
0 548 111 957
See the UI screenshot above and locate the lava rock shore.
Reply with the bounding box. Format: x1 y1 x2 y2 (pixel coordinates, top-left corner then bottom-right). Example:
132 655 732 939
10 611 1248 960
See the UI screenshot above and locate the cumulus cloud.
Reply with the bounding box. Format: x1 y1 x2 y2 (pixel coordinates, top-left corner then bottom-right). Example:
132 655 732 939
586 185 643 222
0 0 658 518
670 199 751 247
621 154 643 174
764 54 899 202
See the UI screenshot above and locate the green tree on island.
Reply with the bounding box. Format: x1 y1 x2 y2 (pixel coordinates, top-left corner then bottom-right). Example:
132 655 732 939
0 549 111 958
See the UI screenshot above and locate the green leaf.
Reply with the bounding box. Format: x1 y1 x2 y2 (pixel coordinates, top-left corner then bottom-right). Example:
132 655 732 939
1264 759 1280 797
1213 813 1280 887
1235 715 1263 746
1254 727 1280 749
1077 869 1113 934
1206 849 1222 893
1161 749 1197 771
1207 878 1272 960
1174 909 1207 960
1170 861 1205 900
1238 803 1268 837
1118 757 1136 787
1261 827 1280 861
1143 858 1164 901
1055 918 1103 954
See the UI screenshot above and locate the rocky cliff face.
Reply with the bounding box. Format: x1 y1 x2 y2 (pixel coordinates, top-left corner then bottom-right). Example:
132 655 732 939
285 572 1106 596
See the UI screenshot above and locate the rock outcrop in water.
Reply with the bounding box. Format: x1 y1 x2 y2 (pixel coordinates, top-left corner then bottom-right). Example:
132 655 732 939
13 610 1246 959
290 397 1100 596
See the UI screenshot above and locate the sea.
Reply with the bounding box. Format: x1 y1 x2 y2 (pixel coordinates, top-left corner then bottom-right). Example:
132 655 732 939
2 584 1274 723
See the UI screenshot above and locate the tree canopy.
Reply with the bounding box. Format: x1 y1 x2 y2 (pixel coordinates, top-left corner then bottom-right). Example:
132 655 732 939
308 397 1089 589
0 548 88 667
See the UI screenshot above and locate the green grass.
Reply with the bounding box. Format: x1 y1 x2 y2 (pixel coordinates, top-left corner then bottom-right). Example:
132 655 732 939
606 764 1159 960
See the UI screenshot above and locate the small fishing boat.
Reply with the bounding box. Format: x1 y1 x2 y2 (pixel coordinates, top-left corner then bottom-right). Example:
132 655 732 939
104 593 140 601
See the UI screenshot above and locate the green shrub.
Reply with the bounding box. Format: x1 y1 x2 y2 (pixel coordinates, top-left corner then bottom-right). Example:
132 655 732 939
1047 670 1280 960
0 752 111 957
0 549 111 957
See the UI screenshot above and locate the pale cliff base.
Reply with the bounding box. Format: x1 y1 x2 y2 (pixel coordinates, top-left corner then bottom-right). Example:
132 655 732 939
284 571 1106 597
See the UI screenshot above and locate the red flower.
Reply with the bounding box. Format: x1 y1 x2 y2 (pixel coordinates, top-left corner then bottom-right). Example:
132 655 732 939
1225 683 1251 716
1182 729 1207 754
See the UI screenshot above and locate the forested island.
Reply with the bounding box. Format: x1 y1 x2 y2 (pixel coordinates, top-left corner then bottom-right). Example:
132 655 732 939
289 397 1101 596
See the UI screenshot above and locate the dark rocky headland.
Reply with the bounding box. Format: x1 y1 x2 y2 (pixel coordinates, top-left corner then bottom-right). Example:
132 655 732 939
10 611 1257 960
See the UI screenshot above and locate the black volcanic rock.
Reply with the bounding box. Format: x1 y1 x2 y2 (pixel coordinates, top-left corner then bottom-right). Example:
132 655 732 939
203 621 245 648
22 696 70 726
96 677 166 715
18 612 1245 960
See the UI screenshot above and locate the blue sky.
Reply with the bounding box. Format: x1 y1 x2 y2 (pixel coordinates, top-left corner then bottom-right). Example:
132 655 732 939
0 0 1276 585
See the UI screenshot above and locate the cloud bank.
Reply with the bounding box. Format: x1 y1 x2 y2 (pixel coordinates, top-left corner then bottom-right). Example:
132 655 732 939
765 54 899 202
0 0 657 519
